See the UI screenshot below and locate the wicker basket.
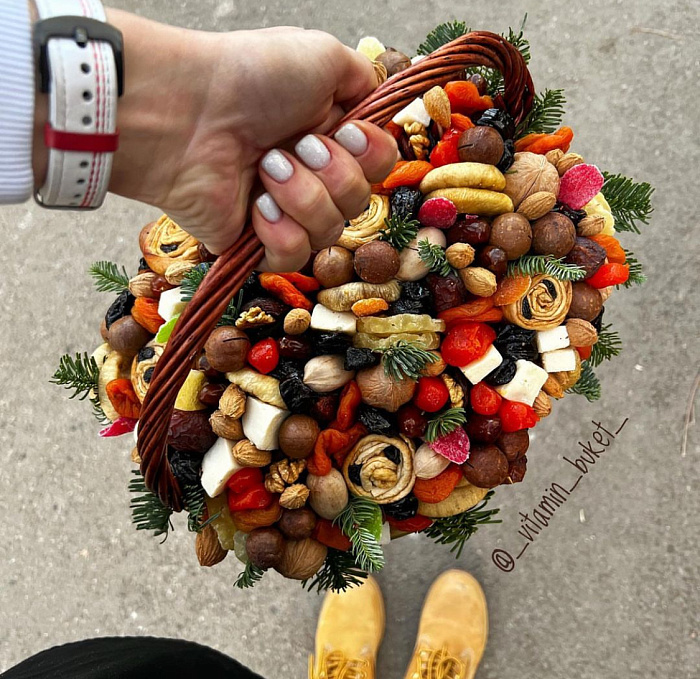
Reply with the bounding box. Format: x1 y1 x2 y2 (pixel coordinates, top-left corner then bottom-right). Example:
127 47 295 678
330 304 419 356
137 31 534 510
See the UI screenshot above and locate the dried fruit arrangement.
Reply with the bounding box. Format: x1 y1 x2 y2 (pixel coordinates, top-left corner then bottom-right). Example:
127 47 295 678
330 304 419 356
53 21 653 591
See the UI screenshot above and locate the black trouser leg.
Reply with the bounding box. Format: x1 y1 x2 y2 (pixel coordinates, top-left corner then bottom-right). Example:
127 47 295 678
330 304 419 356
1 637 265 679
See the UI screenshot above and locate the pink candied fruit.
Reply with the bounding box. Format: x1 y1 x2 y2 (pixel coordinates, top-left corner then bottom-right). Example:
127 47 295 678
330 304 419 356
558 163 605 210
418 197 458 229
430 426 471 464
99 417 138 438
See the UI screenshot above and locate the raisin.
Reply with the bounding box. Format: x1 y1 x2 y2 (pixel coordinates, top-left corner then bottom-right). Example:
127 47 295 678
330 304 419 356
475 108 515 140
344 348 379 372
542 279 558 298
168 448 202 486
358 405 395 434
137 346 156 362
105 290 135 329
521 297 533 319
348 464 363 487
383 494 419 520
591 307 605 333
384 445 401 465
552 203 587 226
496 138 515 172
160 243 179 254
279 377 316 414
484 359 517 386
143 367 155 384
312 331 353 355
390 187 423 221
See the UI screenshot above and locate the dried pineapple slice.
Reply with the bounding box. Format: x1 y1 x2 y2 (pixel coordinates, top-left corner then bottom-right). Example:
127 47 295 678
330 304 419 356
357 313 446 336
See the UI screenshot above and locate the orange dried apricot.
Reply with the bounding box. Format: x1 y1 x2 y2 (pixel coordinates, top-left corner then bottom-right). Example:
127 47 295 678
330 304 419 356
493 274 532 306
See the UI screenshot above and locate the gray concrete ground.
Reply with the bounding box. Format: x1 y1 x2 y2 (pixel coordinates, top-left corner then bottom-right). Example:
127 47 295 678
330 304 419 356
1 0 698 677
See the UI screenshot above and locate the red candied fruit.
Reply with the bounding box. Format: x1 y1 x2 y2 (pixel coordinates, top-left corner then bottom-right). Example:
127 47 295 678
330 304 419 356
386 515 433 533
226 468 263 494
558 163 605 210
414 377 450 413
430 128 462 167
470 382 503 416
499 400 538 433
429 426 471 464
586 262 630 289
397 404 428 438
247 338 279 374
441 322 496 367
418 197 458 229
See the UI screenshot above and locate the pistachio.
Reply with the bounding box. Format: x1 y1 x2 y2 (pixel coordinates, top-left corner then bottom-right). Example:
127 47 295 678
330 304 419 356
303 355 355 393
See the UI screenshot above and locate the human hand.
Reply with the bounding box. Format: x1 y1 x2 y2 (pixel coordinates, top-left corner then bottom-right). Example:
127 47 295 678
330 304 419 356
71 11 398 271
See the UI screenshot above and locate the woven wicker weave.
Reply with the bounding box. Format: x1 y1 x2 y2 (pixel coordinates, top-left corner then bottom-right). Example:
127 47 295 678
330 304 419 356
137 31 534 509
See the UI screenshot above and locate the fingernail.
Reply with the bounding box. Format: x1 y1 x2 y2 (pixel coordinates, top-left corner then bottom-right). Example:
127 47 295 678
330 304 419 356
334 123 368 156
261 150 294 183
256 193 282 223
295 135 331 170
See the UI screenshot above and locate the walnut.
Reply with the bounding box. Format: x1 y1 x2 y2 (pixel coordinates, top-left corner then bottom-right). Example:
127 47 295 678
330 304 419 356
265 459 306 493
504 152 560 209
232 440 271 468
219 384 246 419
210 410 244 440
442 373 464 408
279 484 310 509
235 306 275 329
404 122 430 160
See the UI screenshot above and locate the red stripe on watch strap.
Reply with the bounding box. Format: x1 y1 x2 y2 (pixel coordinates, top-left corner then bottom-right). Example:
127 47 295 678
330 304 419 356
44 123 120 153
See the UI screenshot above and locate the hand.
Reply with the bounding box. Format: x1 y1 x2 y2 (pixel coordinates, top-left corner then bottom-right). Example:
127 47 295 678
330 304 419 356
76 11 398 271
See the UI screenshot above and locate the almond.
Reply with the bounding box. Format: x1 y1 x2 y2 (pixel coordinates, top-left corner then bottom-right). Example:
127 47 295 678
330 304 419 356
565 318 598 347
542 374 565 399
599 286 614 302
577 214 605 237
445 243 476 269
556 152 585 176
195 524 228 567
517 191 557 220
533 391 552 418
423 86 452 128
232 439 271 468
128 272 159 299
219 384 246 419
209 410 244 440
458 267 497 297
131 446 141 465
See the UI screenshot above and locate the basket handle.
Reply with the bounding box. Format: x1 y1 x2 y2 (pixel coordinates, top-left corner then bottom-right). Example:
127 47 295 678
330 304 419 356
138 31 534 509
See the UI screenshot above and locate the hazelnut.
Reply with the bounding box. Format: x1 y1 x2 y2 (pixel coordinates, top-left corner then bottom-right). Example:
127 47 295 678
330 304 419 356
489 213 532 260
496 430 530 463
278 508 317 540
313 246 355 288
245 527 286 570
108 315 152 356
564 237 607 279
354 240 400 284
531 212 576 258
204 326 250 372
279 414 320 459
458 126 504 165
567 282 603 322
462 445 509 488
375 47 411 76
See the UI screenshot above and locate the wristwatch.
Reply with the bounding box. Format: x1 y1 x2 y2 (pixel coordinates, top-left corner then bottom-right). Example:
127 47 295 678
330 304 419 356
33 0 123 209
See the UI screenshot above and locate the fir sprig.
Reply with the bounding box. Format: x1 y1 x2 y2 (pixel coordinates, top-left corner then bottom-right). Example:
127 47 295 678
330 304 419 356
335 497 385 573
89 261 130 294
218 289 245 328
568 361 601 402
51 352 100 400
379 340 438 381
508 255 586 282
235 562 265 590
416 21 469 55
417 239 454 277
622 249 647 287
303 549 368 593
181 263 211 302
129 470 173 542
182 483 212 533
517 89 566 137
380 216 420 251
425 407 467 443
589 324 622 368
601 172 654 234
422 491 501 558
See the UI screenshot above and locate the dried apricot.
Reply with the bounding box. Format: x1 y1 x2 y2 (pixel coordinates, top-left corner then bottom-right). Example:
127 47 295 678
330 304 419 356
515 126 574 154
493 274 532 306
413 464 462 503
131 297 164 334
105 378 141 419
437 298 495 326
588 234 626 264
382 160 434 190
351 298 389 317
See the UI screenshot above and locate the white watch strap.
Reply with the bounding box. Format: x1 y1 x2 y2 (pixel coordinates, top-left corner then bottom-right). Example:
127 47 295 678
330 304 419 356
35 0 117 209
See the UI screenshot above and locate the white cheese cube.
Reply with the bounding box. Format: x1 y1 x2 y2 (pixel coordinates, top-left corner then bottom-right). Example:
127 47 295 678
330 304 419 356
157 286 187 323
460 345 503 385
495 360 548 406
311 304 357 335
201 437 243 497
536 326 570 353
241 396 289 451
541 348 578 373
392 97 432 128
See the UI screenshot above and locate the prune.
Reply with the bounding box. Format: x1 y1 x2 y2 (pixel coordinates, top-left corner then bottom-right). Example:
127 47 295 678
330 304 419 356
565 237 606 279
496 138 515 172
389 298 428 315
344 348 379 372
269 358 304 382
240 272 263 301
496 429 530 462
312 331 353 355
552 202 587 226
168 448 202 486
138 346 156 362
507 456 528 484
484 359 517 386
494 325 538 361
466 414 502 443
390 187 423 221
384 445 401 465
138 257 151 273
426 273 467 314
242 296 288 319
478 245 508 279
105 290 135 329
279 336 314 361
591 307 605 333
402 281 431 302
462 444 509 488
475 108 515 140
358 405 395 434
348 464 363 486
447 217 491 247
280 376 316 414
383 494 419 520
168 410 217 454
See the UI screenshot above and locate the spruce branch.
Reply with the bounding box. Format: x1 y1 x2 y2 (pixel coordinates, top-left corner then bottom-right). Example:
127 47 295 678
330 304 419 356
182 483 209 533
416 21 470 55
180 263 211 302
218 289 245 328
589 324 622 368
129 470 173 542
508 255 586 282
235 562 265 590
89 261 130 294
335 497 385 573
517 89 566 137
379 340 438 381
303 549 368 593
380 215 420 251
425 407 467 443
601 172 654 234
422 491 501 558
417 239 454 277
51 353 100 401
622 249 647 287
568 361 601 402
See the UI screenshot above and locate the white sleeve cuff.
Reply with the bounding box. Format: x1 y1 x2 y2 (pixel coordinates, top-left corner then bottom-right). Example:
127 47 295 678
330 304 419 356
0 0 34 204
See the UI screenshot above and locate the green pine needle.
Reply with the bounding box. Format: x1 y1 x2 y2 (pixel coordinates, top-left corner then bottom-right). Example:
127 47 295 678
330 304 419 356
182 483 213 533
129 470 173 542
380 216 420 251
303 549 368 593
416 21 470 55
335 497 385 574
601 172 654 234
51 353 99 401
508 255 586 282
568 361 601 402
425 407 467 443
89 261 130 294
235 562 265 590
621 249 647 288
218 289 245 328
181 263 211 302
379 340 438 381
589 324 622 368
422 491 501 558
417 239 454 277
517 89 566 137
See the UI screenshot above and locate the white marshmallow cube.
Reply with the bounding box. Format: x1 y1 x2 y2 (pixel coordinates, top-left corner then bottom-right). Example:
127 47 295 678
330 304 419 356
311 304 357 335
536 326 570 353
541 348 578 374
495 359 548 406
241 396 289 451
392 97 431 128
201 437 243 498
157 286 187 323
460 345 503 385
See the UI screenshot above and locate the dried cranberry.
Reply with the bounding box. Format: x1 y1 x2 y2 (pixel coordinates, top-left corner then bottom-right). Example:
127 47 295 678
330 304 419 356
447 217 491 247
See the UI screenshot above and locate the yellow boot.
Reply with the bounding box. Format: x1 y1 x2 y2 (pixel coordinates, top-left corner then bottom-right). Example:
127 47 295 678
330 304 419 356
403 570 488 679
309 576 385 679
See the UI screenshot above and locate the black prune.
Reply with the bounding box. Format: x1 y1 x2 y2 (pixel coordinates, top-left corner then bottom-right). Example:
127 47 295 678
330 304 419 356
402 281 431 302
494 325 538 362
279 377 316 414
348 464 363 487
138 257 151 273
168 448 202 486
591 307 605 333
484 359 517 386
384 445 401 465
105 290 135 329
388 298 428 315
358 405 395 434
476 108 515 140
495 324 536 344
137 346 155 362
312 331 353 355
240 272 263 302
269 359 304 382
552 203 587 226
383 494 418 521
496 138 515 172
345 348 379 372
390 187 423 221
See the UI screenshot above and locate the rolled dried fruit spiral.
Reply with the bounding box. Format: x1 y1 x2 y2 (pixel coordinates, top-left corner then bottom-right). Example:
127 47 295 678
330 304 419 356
502 274 572 330
131 341 165 402
139 215 201 275
337 194 390 251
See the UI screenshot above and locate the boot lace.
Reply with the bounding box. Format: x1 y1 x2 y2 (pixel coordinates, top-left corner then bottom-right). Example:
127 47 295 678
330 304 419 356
309 650 374 679
408 647 468 679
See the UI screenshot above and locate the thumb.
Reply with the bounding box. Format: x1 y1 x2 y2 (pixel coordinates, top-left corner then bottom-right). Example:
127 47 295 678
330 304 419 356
332 44 382 108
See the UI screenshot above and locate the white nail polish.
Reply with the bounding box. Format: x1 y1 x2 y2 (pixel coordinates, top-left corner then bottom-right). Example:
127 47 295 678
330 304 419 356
261 150 294 182
334 123 368 156
256 193 282 223
295 135 331 170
